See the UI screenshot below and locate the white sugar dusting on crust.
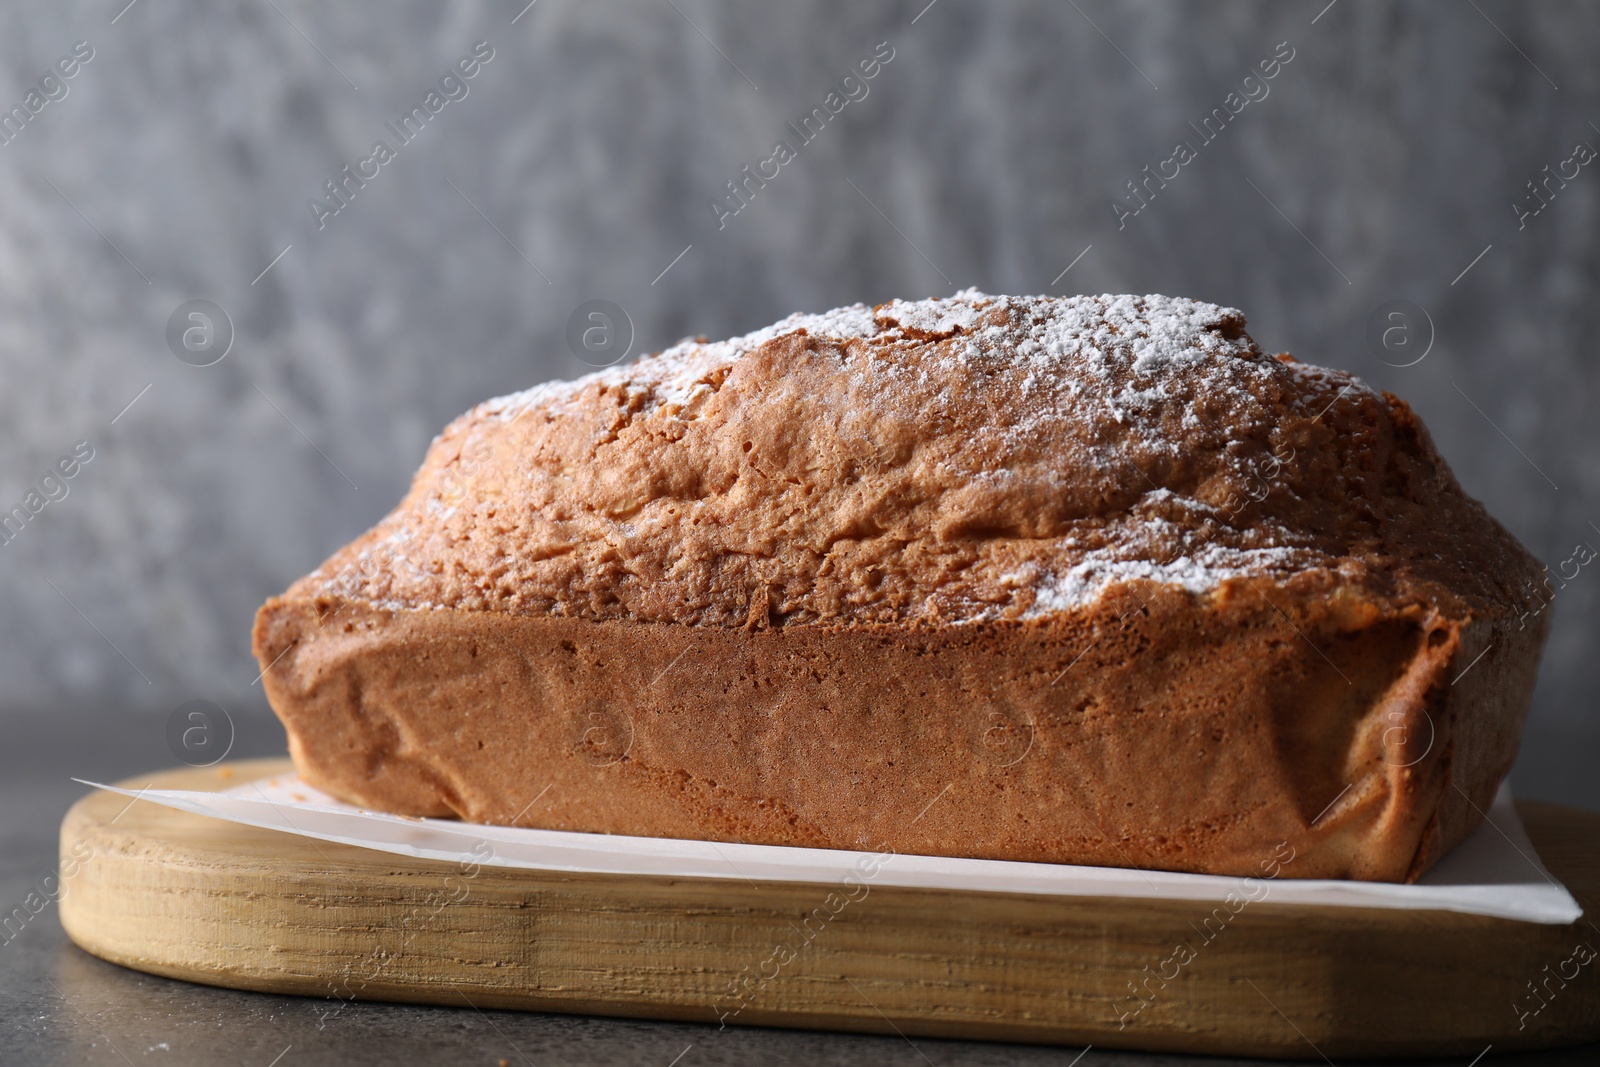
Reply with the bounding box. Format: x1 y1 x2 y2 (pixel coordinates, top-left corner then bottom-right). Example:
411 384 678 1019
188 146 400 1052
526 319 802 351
480 291 1284 425
876 288 989 335
1023 544 1318 618
479 302 882 422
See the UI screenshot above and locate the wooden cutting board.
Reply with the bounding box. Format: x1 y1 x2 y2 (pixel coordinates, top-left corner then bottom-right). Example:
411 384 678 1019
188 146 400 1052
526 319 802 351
60 760 1600 1059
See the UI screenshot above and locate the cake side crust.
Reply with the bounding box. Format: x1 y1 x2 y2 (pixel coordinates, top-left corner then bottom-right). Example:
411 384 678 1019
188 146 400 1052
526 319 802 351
254 578 1546 883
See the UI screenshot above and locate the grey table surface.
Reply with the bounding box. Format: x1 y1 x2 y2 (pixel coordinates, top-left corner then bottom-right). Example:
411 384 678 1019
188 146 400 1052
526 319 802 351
1 715 1596 1067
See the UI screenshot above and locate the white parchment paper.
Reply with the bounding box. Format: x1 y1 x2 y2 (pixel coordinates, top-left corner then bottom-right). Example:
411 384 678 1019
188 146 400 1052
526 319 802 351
80 775 1583 924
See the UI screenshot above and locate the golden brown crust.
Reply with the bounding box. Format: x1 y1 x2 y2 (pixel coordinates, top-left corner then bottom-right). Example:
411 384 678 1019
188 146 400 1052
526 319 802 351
286 293 1542 629
253 588 1545 882
255 292 1550 881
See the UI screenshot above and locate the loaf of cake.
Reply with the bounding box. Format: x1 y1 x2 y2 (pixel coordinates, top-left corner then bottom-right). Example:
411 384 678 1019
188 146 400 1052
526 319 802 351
254 292 1549 882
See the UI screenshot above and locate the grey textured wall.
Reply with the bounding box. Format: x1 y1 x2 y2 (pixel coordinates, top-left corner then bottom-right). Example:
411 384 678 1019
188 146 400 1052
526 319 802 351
1 1 1596 805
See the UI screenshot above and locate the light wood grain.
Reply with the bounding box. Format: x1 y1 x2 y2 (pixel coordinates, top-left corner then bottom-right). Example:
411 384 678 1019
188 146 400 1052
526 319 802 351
59 760 1600 1058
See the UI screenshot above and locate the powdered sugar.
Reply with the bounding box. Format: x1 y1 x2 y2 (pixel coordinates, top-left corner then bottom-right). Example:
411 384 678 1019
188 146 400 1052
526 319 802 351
876 287 988 336
479 302 882 422
480 291 1285 429
1024 544 1316 617
1014 489 1327 617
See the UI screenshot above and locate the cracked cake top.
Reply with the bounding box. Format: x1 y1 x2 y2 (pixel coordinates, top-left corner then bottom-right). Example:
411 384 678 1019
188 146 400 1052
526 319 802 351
290 291 1542 627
